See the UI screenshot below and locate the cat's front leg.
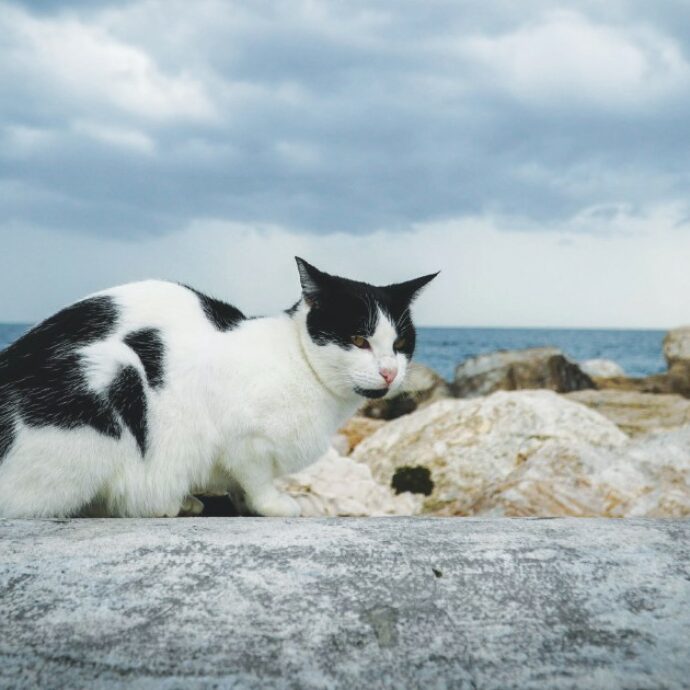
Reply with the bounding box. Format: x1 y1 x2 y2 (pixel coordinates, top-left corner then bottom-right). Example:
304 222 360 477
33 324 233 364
229 451 301 518
179 495 205 516
250 488 301 518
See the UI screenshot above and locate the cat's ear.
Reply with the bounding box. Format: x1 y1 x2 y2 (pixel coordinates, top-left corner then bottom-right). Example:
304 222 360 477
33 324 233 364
384 271 439 304
295 257 329 307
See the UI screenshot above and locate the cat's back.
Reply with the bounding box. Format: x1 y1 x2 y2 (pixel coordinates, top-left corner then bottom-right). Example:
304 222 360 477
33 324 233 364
98 280 245 335
0 280 246 385
0 280 248 460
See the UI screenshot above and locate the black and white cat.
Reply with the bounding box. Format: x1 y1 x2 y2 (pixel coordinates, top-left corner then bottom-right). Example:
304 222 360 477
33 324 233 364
0 258 436 518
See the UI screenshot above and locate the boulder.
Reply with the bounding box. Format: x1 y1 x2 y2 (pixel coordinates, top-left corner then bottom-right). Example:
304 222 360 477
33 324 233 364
566 389 690 436
664 326 690 367
336 417 386 454
592 373 674 395
663 327 690 397
580 358 625 378
351 390 626 514
278 447 421 516
452 347 594 398
469 427 690 518
359 362 452 420
330 432 351 457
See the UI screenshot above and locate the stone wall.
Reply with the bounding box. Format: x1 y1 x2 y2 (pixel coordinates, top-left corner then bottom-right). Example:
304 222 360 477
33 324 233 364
1 518 688 689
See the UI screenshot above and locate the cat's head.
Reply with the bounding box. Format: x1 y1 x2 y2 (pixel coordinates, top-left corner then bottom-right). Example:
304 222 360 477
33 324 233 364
293 257 438 401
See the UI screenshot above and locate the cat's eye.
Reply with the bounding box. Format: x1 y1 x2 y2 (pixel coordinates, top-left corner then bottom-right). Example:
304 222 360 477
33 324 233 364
394 337 406 351
351 335 370 349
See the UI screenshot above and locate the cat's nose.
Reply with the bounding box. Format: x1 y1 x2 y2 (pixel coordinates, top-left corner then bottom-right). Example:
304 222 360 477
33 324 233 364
379 367 398 386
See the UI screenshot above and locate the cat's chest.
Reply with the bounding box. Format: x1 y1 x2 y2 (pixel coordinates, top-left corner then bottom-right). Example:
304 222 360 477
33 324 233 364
249 383 355 473
205 324 358 471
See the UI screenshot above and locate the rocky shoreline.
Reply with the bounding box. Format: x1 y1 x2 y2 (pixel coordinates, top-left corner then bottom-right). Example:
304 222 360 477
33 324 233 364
271 326 690 518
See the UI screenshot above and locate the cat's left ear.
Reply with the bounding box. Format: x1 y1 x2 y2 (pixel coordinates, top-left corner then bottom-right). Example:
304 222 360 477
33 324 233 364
384 271 440 304
295 257 329 307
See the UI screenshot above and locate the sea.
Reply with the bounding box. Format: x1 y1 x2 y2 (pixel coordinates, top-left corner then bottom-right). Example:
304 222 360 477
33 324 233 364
414 328 666 381
0 323 666 382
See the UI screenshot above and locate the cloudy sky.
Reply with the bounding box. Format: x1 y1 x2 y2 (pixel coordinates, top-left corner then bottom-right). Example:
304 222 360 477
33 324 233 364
1 0 689 327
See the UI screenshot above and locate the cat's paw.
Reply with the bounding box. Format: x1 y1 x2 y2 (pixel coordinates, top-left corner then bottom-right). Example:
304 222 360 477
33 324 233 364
251 491 301 518
179 495 205 517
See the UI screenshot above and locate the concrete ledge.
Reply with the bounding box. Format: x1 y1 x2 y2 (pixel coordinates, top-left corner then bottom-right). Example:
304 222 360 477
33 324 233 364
1 518 689 689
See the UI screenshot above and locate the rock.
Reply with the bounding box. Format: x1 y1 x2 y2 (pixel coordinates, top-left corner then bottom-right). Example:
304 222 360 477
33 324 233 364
452 347 594 398
592 371 689 399
359 362 452 420
336 417 387 453
469 427 690 518
667 368 690 398
352 390 626 514
592 373 674 395
330 432 351 456
638 326 690 398
580 358 625 378
664 326 690 367
662 327 690 397
566 389 690 436
278 447 422 516
3 518 689 689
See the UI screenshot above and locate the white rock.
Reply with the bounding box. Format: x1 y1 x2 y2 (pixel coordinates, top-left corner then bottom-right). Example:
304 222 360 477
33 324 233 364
566 389 690 436
580 358 625 379
278 447 422 517
351 390 627 514
336 417 387 454
471 427 690 518
330 432 351 457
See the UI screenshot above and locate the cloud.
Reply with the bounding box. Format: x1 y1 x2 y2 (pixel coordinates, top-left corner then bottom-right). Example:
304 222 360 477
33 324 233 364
462 11 690 108
1 0 688 240
2 124 55 158
2 204 689 328
71 121 155 154
0 4 215 122
0 1 688 325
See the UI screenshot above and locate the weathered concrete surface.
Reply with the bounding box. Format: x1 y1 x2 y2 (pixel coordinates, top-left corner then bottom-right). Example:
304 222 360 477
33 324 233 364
1 518 689 690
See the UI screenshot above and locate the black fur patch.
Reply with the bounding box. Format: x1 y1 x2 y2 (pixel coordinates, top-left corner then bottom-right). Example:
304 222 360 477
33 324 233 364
185 286 245 332
0 296 123 443
354 387 389 399
284 301 300 316
124 329 165 389
0 398 15 462
109 366 148 456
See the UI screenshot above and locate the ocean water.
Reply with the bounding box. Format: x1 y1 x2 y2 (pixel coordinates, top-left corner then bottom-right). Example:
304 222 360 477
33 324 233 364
415 327 666 381
0 323 666 382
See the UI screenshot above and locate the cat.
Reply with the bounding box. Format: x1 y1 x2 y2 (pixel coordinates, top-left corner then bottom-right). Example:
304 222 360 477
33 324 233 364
0 258 437 518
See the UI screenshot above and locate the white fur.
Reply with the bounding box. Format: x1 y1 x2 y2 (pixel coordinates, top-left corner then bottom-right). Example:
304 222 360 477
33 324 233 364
0 281 407 518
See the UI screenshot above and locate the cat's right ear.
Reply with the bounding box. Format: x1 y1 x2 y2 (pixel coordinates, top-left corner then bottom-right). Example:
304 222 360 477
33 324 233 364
295 257 326 308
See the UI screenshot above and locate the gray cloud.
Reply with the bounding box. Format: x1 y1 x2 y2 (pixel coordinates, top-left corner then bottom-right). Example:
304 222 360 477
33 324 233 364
1 0 689 240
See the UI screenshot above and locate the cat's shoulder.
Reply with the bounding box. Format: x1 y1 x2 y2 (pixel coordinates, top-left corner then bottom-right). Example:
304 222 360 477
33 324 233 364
97 279 193 304
98 280 246 333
